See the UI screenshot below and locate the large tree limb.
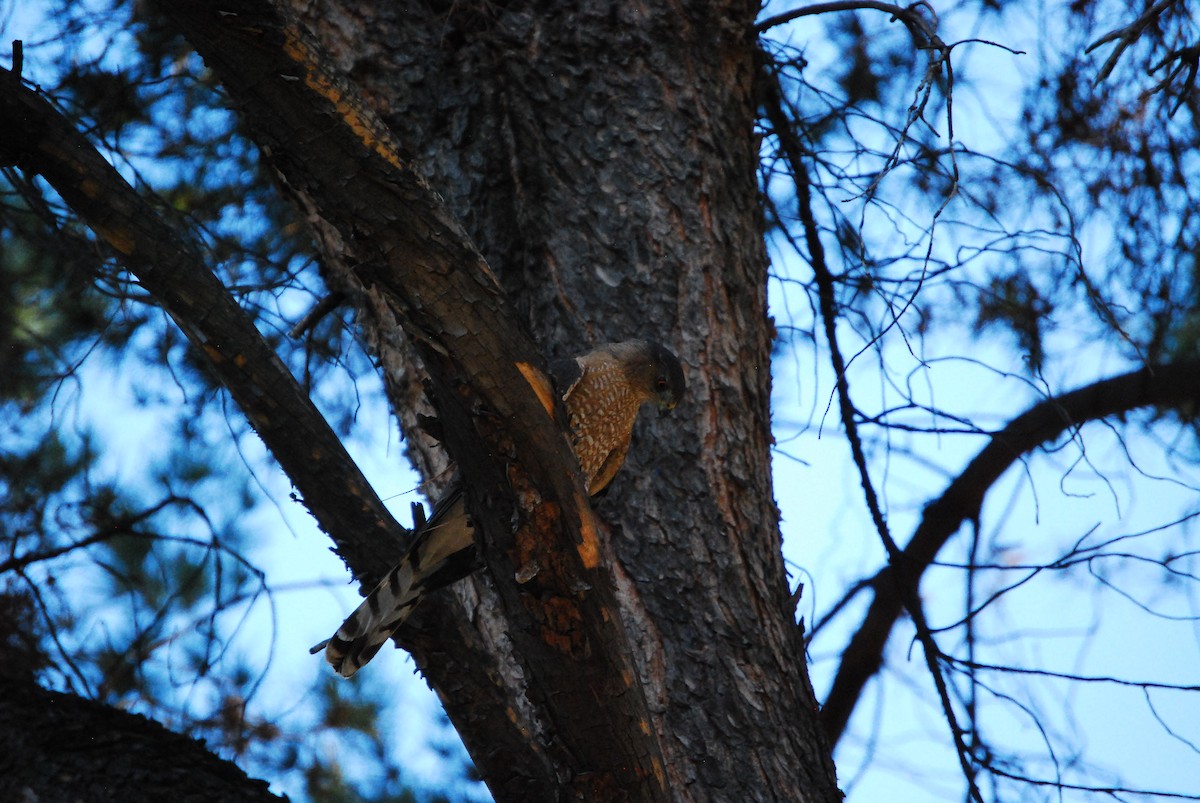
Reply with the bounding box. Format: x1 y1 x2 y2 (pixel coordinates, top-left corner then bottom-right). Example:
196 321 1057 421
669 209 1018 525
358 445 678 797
0 676 282 802
0 62 559 800
275 2 841 799
820 358 1200 743
0 66 406 579
158 2 669 794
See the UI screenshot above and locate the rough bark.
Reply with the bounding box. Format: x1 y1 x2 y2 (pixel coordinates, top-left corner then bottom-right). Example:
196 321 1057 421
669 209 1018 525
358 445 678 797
284 1 842 799
0 676 281 803
173 1 687 798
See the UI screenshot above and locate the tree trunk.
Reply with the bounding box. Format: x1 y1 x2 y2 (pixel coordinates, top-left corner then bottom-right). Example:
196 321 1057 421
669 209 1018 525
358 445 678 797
285 2 840 799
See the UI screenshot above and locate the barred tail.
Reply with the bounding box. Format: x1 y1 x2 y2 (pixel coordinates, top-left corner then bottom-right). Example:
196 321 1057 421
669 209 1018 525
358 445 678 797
312 489 475 677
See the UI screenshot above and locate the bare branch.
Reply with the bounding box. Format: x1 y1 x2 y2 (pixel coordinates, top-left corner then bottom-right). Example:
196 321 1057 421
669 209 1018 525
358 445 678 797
0 68 408 576
759 56 984 802
287 291 344 339
1148 43 1200 116
945 655 1200 693
822 357 1200 745
0 495 203 574
755 0 938 45
1086 0 1184 85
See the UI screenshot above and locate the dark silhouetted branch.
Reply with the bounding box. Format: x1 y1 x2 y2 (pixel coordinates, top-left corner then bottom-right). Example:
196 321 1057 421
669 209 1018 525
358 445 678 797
822 358 1200 744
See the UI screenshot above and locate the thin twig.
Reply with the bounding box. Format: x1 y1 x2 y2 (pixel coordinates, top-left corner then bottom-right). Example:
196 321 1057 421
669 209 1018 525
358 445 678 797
1086 0 1183 85
759 57 985 803
287 291 344 338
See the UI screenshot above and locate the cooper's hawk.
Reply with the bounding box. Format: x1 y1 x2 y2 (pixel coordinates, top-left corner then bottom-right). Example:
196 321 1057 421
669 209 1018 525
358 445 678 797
313 340 685 677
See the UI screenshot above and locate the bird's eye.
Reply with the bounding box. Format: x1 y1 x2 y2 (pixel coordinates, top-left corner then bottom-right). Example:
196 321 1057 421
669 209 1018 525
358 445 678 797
656 377 668 390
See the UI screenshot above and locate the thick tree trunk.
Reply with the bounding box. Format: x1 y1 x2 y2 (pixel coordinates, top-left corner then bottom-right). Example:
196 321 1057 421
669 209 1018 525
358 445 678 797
288 2 840 800
4 0 842 799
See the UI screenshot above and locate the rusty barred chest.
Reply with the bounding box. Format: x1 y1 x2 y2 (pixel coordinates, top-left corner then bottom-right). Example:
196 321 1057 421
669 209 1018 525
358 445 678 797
563 361 645 493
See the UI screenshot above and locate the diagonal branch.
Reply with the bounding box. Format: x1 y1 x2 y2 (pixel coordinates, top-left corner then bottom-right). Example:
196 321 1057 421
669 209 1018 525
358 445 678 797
146 1 669 798
1085 0 1183 85
821 357 1200 744
0 66 407 579
0 61 560 797
755 0 939 45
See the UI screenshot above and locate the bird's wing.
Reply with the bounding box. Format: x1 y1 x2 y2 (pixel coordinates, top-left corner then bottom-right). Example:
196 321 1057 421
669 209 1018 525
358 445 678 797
315 484 477 677
587 439 630 496
549 354 586 402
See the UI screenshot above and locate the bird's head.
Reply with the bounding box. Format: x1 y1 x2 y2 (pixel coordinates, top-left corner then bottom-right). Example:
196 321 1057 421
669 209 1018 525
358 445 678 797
614 340 686 412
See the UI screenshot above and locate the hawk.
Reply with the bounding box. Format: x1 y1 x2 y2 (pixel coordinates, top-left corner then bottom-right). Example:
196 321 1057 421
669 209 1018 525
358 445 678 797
313 340 686 677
